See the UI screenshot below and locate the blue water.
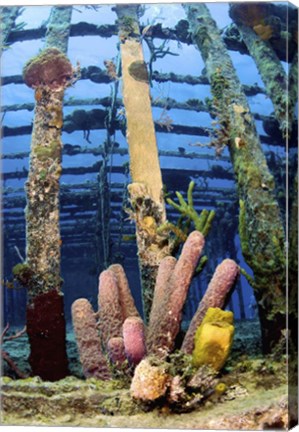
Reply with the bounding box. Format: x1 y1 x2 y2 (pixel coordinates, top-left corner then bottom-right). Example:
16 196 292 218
1 3 295 329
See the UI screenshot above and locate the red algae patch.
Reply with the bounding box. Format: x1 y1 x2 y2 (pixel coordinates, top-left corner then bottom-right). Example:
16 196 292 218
23 48 73 89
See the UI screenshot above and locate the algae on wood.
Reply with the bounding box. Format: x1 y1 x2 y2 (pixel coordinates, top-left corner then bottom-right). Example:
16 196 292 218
288 50 298 133
228 3 292 137
184 3 286 354
0 6 24 54
289 174 298 364
44 6 73 51
115 5 170 321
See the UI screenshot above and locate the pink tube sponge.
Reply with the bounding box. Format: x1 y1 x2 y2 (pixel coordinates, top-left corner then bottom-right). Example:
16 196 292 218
98 269 123 349
123 316 147 366
181 258 240 354
71 298 111 380
108 264 140 321
147 230 205 357
148 256 177 333
107 336 128 368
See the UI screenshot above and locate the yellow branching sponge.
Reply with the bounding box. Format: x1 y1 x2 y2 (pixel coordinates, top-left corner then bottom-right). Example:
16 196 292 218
192 307 234 371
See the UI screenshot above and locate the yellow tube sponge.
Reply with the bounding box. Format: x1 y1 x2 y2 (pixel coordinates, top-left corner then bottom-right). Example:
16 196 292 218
192 307 234 371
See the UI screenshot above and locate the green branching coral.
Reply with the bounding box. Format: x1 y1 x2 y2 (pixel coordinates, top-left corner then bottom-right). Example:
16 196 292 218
156 182 213 274
166 180 215 237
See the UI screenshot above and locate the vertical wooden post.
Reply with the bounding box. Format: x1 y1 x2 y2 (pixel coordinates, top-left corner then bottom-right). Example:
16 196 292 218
228 3 290 137
18 6 74 380
114 5 170 321
184 3 286 354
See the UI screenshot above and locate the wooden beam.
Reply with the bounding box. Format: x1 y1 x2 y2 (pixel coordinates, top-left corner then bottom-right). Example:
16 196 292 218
2 67 266 97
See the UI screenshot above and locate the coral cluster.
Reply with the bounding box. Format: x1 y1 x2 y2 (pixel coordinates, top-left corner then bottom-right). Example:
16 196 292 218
72 264 143 380
72 231 240 407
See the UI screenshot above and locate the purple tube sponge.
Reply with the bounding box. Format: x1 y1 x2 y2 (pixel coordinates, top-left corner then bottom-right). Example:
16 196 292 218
98 269 123 349
107 336 128 368
71 298 111 380
123 316 147 366
181 258 240 354
109 264 140 321
148 256 177 337
147 231 205 358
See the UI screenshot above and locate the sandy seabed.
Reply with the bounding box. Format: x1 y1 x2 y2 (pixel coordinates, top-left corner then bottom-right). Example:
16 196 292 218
1 320 293 429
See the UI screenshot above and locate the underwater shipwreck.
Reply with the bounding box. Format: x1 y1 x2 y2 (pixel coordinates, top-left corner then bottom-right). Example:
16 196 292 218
1 2 298 429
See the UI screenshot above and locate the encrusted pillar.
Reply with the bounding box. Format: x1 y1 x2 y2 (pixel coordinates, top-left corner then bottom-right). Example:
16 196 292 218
114 5 170 321
14 6 75 381
184 3 286 354
229 3 291 137
289 174 298 350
